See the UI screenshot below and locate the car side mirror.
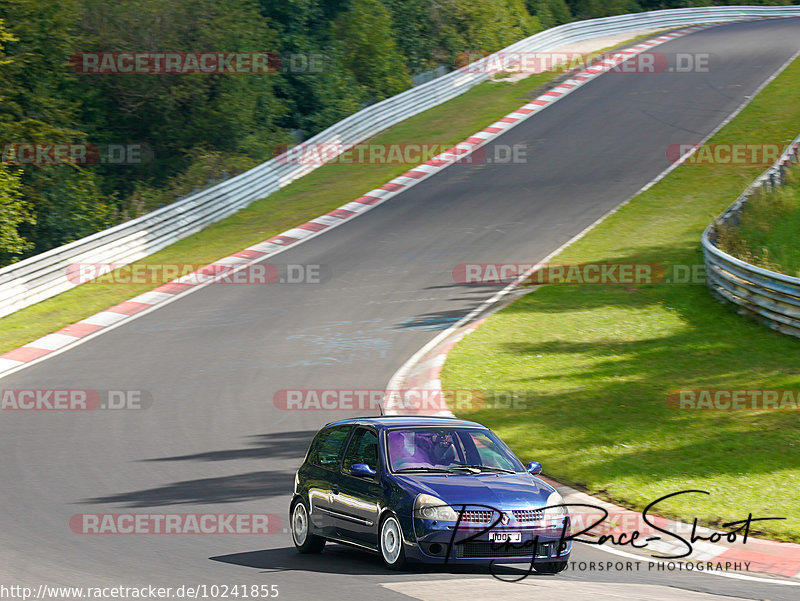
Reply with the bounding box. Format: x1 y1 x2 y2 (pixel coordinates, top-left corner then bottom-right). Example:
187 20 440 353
351 463 377 478
526 461 542 475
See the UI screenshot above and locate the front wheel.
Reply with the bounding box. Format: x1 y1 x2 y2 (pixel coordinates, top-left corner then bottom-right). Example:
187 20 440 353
290 499 325 554
535 560 568 574
379 514 407 570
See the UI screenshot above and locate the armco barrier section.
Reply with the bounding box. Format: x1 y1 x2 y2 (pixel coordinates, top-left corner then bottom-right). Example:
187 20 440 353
702 134 800 337
2 6 800 319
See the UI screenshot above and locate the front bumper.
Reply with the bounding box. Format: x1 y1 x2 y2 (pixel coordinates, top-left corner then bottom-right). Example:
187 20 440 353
407 516 572 565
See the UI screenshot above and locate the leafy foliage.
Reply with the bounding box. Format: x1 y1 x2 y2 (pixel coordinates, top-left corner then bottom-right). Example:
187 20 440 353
334 0 412 100
0 162 32 260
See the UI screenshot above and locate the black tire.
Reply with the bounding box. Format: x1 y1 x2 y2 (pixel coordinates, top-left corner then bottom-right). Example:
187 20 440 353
290 498 326 554
534 560 568 574
378 514 408 570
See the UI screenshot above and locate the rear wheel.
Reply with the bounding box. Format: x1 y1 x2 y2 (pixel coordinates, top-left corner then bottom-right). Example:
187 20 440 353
535 560 568 574
379 515 407 570
290 499 325 554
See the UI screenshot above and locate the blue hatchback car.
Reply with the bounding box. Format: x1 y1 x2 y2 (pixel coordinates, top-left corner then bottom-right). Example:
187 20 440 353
290 416 571 571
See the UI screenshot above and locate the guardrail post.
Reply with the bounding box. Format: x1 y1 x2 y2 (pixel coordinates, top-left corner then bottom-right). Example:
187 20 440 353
790 144 799 166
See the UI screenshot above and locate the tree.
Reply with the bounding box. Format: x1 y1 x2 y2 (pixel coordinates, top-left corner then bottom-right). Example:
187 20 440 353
258 0 365 135
0 1 111 258
0 19 34 261
334 0 412 101
431 0 542 64
529 0 573 29
565 0 642 19
75 0 292 195
381 0 440 74
0 163 32 261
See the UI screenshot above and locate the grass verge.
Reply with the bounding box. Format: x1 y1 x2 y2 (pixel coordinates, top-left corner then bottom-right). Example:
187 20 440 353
442 55 800 541
717 165 800 276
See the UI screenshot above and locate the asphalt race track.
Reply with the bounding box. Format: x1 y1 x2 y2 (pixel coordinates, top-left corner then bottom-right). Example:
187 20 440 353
2 17 800 601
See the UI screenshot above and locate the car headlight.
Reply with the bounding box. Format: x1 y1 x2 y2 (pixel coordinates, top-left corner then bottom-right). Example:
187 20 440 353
414 494 458 521
543 490 568 525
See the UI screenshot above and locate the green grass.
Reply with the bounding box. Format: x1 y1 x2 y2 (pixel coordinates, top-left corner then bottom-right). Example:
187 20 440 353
717 166 800 275
0 68 564 354
442 56 800 542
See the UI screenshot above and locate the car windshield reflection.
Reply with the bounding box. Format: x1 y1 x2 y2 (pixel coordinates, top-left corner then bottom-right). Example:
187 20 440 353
386 428 524 473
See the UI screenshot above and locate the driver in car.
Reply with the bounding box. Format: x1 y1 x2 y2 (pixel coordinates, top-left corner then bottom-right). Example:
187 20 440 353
429 431 457 466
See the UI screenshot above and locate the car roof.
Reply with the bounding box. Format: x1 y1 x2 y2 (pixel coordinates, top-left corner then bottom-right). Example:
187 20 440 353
321 415 487 430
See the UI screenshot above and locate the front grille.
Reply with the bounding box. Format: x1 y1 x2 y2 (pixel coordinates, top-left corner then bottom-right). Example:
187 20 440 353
455 541 553 558
454 508 545 525
513 509 544 523
458 510 495 523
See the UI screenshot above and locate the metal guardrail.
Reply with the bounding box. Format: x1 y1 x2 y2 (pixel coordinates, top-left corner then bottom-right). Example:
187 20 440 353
702 134 800 337
2 6 800 319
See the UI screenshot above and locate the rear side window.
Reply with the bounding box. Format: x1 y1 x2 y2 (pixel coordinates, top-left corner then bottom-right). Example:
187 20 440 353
308 426 351 470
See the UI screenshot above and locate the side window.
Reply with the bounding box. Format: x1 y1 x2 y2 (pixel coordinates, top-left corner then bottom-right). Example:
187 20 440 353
309 426 351 470
342 428 379 474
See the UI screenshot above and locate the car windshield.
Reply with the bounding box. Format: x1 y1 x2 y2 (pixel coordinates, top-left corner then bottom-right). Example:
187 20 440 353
386 427 524 473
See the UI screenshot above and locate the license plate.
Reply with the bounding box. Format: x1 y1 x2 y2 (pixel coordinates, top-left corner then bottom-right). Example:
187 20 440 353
489 531 521 543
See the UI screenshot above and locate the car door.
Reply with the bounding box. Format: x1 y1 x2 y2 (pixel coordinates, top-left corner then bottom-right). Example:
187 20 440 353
303 425 352 536
330 426 383 545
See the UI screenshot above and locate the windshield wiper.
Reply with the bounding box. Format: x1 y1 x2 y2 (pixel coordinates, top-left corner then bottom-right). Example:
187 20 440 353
394 467 458 473
452 464 516 474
